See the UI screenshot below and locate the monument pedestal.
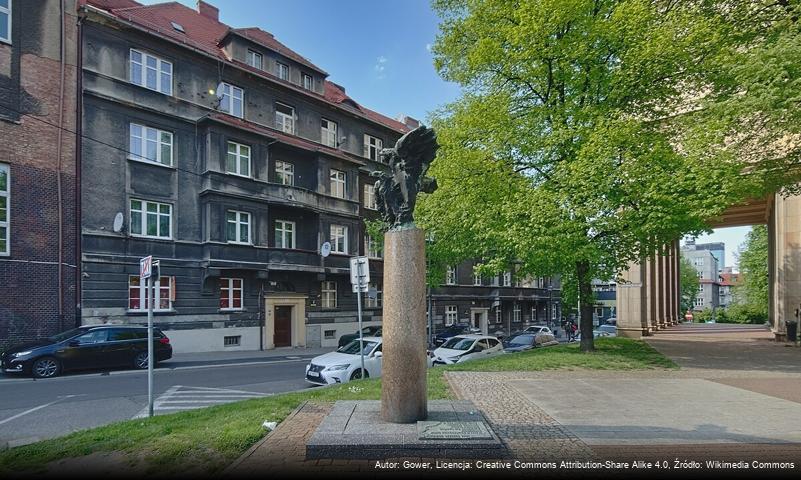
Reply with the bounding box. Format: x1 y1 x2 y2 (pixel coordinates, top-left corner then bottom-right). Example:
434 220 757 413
380 227 428 423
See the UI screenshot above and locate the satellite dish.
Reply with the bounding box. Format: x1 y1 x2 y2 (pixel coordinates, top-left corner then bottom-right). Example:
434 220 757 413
320 242 331 258
112 212 124 233
215 82 225 100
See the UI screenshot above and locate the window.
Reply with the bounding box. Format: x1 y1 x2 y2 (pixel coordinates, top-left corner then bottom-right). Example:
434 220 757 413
503 271 512 287
0 0 10 44
224 335 241 347
275 220 295 249
330 169 346 198
491 275 500 287
473 272 481 286
128 275 173 311
324 330 336 340
363 184 377 210
446 266 456 285
275 161 294 186
246 49 263 70
0 164 8 255
303 73 313 90
552 305 557 320
365 283 382 308
694 258 705 267
129 124 172 166
226 210 251 244
220 278 243 310
226 141 251 177
321 281 337 308
277 62 289 81
76 330 108 345
363 134 383 161
496 307 502 323
698 284 705 293
365 235 381 258
219 82 244 118
694 297 705 307
170 21 185 33
130 199 171 239
321 118 337 148
275 103 294 134
330 225 348 254
513 304 521 323
130 49 172 95
445 306 457 326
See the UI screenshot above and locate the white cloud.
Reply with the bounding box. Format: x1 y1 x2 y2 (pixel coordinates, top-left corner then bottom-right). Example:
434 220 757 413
374 56 388 79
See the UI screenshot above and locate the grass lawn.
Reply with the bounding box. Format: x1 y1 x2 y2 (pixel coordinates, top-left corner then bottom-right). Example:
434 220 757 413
0 337 674 475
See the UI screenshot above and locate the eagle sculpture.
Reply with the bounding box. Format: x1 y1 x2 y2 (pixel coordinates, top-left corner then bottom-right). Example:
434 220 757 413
372 125 439 229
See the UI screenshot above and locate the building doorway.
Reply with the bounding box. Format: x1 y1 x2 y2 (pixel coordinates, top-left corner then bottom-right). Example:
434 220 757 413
470 307 489 335
274 306 292 347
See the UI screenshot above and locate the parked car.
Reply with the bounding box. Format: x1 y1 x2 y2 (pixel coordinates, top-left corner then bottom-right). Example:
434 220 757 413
433 324 473 346
306 337 383 385
337 325 382 348
505 328 559 351
595 324 617 337
605 317 617 325
0 325 172 378
431 335 503 365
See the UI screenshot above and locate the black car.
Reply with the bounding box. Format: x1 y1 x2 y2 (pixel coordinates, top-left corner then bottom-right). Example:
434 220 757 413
433 324 473 347
0 325 173 378
502 332 538 353
338 325 382 348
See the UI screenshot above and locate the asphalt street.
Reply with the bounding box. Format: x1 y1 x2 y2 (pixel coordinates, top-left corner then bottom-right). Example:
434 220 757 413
0 353 324 448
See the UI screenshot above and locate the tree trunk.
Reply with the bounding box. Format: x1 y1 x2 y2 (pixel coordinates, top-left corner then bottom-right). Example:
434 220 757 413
576 260 595 352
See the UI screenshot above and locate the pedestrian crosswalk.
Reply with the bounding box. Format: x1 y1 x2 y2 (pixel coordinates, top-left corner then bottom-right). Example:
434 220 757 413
133 385 270 418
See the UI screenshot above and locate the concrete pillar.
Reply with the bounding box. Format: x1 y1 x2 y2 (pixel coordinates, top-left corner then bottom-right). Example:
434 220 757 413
771 192 801 342
617 259 650 338
658 252 668 329
381 228 428 423
647 255 659 331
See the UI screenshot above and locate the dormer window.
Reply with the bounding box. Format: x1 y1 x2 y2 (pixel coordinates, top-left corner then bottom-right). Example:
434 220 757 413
277 62 289 81
247 49 263 70
303 74 313 90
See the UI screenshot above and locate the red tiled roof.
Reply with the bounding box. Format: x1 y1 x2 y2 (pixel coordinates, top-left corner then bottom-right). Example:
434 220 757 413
84 0 408 134
719 273 742 286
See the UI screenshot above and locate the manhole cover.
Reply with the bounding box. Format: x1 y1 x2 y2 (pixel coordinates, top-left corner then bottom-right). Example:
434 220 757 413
417 421 493 440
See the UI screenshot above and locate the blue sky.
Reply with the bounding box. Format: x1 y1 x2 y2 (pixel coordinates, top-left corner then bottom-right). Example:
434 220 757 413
139 0 462 123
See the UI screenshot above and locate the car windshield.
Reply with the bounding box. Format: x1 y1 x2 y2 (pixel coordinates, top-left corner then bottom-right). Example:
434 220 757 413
441 337 475 351
507 334 536 346
339 340 378 356
48 327 87 343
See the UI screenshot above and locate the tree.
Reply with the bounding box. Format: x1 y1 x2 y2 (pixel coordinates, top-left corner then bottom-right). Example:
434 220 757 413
679 256 700 314
734 225 769 322
421 0 773 352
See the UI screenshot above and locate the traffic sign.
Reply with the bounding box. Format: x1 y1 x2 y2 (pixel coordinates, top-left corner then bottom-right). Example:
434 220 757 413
349 256 369 293
140 255 153 280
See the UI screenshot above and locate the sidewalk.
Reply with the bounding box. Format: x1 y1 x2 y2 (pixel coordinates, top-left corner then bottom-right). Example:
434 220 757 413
162 346 335 368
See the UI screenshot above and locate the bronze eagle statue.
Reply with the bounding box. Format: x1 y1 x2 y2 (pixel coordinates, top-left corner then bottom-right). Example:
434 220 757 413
372 125 439 229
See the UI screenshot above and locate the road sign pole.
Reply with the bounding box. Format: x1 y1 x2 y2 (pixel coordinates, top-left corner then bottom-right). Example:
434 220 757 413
147 274 154 417
357 260 365 378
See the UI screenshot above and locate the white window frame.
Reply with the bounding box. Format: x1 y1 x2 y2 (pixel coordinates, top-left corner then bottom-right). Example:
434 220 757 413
246 49 263 70
226 210 251 245
0 163 8 255
503 271 512 287
552 305 557 320
513 303 521 323
130 199 172 239
277 62 289 81
220 82 244 118
445 306 457 326
330 169 346 199
0 1 10 44
695 297 705 307
226 141 251 177
303 73 313 90
330 225 348 254
473 272 481 286
446 266 456 285
275 220 296 249
220 277 244 311
275 103 295 134
321 118 337 148
491 275 500 287
129 123 173 167
129 48 172 95
363 183 377 210
275 160 294 186
128 275 173 312
365 235 382 259
321 280 337 308
363 134 383 161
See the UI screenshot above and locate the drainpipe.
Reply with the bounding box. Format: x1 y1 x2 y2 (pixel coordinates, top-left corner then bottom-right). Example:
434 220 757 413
56 0 67 331
259 281 264 351
75 5 84 328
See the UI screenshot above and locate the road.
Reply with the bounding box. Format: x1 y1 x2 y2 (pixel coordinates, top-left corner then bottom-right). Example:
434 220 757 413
0 354 323 448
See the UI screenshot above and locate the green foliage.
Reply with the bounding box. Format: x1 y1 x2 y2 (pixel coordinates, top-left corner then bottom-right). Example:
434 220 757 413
735 225 769 320
694 308 714 323
716 304 768 325
679 256 700 313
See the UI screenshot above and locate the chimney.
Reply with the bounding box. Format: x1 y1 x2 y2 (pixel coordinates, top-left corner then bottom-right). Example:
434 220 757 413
397 114 420 130
197 1 219 21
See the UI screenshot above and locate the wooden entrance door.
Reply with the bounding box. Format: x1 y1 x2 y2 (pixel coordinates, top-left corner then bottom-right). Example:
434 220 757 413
274 306 292 347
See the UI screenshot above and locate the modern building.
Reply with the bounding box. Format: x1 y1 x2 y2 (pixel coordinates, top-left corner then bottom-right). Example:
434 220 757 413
429 261 561 335
694 241 725 273
591 280 616 324
681 247 720 311
0 1 80 349
78 0 412 352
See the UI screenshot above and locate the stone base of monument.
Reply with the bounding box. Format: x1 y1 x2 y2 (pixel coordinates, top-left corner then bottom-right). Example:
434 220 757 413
306 400 506 459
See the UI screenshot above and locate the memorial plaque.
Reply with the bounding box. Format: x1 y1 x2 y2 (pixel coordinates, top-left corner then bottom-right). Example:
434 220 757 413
417 421 493 440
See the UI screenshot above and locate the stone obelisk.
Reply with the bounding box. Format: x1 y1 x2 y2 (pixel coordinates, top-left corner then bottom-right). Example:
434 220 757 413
380 226 428 423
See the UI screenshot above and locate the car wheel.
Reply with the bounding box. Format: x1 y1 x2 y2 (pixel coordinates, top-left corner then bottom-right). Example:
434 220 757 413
350 369 368 381
32 357 61 378
133 351 149 369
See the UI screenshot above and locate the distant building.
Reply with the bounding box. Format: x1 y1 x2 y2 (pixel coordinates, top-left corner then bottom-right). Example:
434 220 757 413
681 247 720 311
694 242 725 273
591 280 616 324
719 268 744 309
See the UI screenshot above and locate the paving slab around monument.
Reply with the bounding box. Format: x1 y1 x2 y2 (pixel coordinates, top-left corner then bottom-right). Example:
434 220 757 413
306 400 507 459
